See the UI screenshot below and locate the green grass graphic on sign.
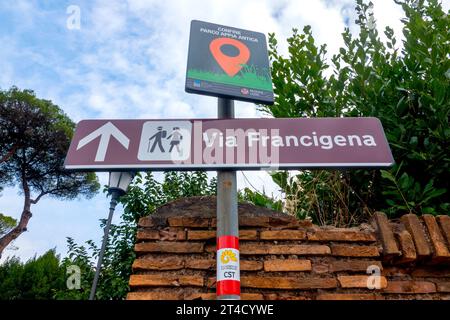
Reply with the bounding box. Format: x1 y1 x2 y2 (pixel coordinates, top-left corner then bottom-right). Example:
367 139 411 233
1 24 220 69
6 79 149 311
187 64 273 92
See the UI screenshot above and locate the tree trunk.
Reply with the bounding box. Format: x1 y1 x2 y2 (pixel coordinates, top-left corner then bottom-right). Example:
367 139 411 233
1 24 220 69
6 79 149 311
0 172 32 258
0 209 32 258
0 145 18 163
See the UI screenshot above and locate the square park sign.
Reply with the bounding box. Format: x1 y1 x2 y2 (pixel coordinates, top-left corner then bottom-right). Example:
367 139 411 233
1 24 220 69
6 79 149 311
185 20 274 104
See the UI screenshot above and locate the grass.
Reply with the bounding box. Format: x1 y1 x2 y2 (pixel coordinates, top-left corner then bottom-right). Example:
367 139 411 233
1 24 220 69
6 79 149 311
187 64 273 92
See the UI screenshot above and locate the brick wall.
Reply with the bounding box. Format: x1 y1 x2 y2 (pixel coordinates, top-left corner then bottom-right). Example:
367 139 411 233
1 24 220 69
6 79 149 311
127 196 450 300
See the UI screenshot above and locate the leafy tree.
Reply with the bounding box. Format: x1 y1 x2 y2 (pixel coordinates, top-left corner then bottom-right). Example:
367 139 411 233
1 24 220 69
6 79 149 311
0 87 100 257
57 171 216 300
53 238 96 300
0 249 66 300
0 213 16 238
264 0 449 224
239 187 283 212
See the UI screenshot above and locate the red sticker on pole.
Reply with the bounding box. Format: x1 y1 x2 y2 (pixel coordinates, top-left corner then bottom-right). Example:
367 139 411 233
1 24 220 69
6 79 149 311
216 235 240 297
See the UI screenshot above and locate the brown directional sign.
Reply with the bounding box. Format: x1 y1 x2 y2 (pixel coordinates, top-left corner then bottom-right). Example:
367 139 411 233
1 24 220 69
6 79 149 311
64 118 394 171
185 20 274 104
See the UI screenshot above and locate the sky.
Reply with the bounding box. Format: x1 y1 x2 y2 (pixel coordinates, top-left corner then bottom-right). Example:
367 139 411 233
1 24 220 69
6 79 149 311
1 0 448 263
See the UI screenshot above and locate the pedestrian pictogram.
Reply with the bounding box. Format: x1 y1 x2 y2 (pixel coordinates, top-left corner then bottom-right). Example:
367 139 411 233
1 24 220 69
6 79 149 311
138 121 191 162
147 126 167 153
167 127 184 156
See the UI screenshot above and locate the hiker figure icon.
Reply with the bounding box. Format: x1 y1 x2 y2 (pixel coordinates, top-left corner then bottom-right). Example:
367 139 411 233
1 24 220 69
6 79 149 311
167 127 183 156
147 126 167 153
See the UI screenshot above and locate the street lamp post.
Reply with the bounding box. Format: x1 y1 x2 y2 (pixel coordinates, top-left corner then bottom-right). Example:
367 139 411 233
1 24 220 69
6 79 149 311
89 171 135 300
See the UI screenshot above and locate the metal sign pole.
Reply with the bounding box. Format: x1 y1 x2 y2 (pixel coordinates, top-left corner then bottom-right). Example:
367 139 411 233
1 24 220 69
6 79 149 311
89 190 119 300
216 98 240 300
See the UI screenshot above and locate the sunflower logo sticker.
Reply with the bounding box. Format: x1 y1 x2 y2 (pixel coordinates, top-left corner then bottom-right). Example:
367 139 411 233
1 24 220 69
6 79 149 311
217 247 240 282
220 249 238 264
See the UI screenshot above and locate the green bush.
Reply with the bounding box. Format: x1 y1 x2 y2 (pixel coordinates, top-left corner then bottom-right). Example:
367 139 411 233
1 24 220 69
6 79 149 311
263 0 449 224
61 171 217 300
0 249 65 300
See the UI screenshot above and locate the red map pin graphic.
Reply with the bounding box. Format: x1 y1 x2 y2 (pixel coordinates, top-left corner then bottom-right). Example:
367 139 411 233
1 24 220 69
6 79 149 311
209 37 250 77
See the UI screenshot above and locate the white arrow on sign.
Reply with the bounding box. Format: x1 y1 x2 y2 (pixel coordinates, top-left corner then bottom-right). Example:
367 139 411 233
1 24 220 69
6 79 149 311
77 122 130 162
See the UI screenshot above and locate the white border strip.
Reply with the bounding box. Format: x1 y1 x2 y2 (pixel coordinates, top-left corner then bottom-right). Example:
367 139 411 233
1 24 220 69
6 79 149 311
65 162 394 170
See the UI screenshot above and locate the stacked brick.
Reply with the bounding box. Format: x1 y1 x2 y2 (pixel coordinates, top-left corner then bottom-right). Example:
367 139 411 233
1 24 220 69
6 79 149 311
373 212 450 298
127 196 450 300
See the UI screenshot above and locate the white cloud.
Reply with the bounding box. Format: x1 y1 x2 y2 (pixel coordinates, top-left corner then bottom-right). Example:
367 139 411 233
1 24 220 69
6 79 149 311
90 0 128 38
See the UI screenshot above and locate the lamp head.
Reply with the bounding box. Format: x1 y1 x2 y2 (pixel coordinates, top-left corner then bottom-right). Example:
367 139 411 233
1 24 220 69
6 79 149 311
108 171 135 196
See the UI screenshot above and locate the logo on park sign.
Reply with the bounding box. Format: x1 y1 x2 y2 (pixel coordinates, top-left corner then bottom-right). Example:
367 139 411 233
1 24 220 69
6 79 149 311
185 20 274 104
